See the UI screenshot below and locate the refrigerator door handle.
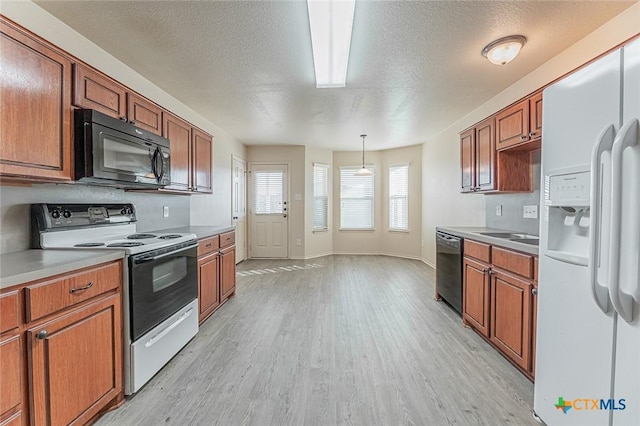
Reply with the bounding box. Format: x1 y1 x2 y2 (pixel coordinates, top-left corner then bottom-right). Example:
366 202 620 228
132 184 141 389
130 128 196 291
608 118 639 323
589 124 615 314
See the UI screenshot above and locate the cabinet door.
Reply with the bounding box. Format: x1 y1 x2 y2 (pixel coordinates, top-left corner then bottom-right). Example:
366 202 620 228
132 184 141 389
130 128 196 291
192 129 213 193
127 92 162 135
198 252 220 323
0 20 72 181
490 270 531 370
528 92 543 140
462 257 490 337
220 246 236 301
0 334 22 421
28 294 122 426
163 112 192 191
495 99 529 150
475 117 496 191
73 64 127 119
460 128 475 192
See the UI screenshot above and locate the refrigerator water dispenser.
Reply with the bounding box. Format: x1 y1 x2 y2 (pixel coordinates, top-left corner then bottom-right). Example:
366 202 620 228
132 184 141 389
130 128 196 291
544 167 591 266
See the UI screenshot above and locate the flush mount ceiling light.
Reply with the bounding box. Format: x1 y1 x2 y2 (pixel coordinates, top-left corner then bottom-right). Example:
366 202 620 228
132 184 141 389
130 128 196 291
482 35 527 65
355 134 373 176
307 0 356 88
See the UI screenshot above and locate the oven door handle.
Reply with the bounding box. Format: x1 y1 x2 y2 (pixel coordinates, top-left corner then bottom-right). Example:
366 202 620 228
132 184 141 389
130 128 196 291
133 244 197 264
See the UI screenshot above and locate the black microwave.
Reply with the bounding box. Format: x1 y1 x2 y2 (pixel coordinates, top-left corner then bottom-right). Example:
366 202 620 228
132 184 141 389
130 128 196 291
74 109 171 188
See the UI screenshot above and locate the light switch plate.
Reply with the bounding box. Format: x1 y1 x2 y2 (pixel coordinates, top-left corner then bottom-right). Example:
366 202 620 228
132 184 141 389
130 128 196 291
495 204 502 216
523 205 538 219
163 206 169 218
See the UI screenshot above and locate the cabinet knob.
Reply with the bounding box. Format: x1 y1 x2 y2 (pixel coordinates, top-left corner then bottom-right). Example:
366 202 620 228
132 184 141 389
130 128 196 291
36 330 48 340
529 131 536 138
532 288 538 296
129 120 136 125
488 269 494 276
233 216 238 220
520 135 528 141
120 116 127 121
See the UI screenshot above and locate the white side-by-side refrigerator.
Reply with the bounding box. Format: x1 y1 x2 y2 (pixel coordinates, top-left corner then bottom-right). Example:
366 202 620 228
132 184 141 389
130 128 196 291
534 37 639 426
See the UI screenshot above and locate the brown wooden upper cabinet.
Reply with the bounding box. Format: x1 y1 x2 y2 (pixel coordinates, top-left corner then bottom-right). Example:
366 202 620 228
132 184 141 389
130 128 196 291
460 117 496 193
162 114 213 193
0 19 73 182
495 92 543 150
74 64 163 135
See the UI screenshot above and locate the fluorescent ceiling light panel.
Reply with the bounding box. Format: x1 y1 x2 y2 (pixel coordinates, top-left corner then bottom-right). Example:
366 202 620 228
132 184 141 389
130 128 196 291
307 0 356 88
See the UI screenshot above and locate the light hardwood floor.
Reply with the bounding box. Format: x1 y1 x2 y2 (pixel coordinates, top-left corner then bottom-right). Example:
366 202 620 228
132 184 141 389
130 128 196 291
97 255 537 426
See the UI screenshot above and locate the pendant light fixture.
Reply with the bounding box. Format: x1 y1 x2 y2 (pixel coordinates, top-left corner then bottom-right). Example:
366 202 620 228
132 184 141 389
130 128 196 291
482 35 527 65
354 134 373 176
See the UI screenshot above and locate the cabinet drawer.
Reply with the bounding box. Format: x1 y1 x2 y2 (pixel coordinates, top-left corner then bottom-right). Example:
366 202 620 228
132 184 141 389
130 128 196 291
464 240 490 263
0 291 19 334
492 247 533 279
25 261 122 322
198 236 220 257
220 231 235 248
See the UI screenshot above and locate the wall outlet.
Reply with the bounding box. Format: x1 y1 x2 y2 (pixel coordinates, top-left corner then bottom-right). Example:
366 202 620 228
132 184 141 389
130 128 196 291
296 239 302 246
163 206 169 218
523 205 538 219
495 204 502 216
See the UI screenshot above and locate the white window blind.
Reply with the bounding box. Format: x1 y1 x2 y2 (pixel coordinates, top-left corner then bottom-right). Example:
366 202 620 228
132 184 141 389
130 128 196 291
340 167 374 230
313 164 329 230
254 170 283 214
389 165 409 230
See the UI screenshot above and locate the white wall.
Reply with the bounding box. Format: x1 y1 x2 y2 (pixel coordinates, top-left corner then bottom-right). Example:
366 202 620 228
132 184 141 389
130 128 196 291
421 3 640 266
381 144 422 260
246 145 306 259
332 145 422 258
305 146 333 258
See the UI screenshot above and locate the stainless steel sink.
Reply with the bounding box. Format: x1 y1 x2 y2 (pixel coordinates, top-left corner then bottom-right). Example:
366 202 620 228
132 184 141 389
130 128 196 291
478 232 518 238
509 238 539 246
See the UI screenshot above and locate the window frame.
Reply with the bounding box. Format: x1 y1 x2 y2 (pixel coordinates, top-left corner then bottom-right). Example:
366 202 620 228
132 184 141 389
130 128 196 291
388 163 409 232
312 163 329 232
339 165 375 231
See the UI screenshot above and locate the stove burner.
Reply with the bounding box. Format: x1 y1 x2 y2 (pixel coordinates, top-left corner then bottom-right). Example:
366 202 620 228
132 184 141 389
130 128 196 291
127 234 157 240
107 242 145 247
74 242 105 247
158 234 182 240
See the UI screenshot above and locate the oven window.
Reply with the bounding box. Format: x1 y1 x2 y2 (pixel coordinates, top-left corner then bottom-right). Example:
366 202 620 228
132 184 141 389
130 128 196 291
152 258 188 292
102 134 155 178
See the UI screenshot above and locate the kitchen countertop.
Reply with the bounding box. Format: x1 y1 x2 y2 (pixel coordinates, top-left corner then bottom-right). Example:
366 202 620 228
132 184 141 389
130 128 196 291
153 225 235 240
436 226 539 256
0 249 125 290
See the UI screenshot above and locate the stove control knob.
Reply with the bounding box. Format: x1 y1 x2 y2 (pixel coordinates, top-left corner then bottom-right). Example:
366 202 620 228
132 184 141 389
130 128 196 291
51 210 61 219
120 208 127 215
63 210 72 219
126 207 134 215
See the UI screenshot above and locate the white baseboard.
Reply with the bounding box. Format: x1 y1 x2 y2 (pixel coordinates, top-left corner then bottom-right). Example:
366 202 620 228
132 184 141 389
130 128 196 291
421 258 435 269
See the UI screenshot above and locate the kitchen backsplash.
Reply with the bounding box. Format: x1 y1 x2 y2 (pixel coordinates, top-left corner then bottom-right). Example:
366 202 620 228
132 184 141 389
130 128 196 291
0 184 190 254
485 151 541 236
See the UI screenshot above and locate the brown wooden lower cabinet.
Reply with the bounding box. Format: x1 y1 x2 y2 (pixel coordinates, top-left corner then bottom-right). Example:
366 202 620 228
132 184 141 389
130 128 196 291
198 251 220 322
489 269 531 371
0 260 123 426
197 231 236 324
462 257 490 337
462 240 538 379
28 294 122 426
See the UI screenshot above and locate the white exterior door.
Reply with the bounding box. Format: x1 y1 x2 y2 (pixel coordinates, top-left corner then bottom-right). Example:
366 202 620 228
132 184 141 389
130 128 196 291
232 156 247 264
248 164 288 258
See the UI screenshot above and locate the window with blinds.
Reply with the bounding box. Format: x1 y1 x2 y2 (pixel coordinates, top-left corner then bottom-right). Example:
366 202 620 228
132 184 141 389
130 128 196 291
389 165 409 230
313 163 329 231
340 167 374 230
254 170 284 214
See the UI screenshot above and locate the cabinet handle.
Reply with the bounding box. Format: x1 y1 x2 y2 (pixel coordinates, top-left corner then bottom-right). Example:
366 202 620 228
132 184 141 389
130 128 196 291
129 120 136 125
233 216 239 220
520 135 528 141
36 330 48 340
529 131 536 138
532 288 538 296
205 243 212 248
120 116 127 121
70 281 93 293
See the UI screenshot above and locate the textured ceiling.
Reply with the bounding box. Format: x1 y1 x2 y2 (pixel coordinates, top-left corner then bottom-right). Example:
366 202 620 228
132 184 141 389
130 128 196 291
35 1 635 150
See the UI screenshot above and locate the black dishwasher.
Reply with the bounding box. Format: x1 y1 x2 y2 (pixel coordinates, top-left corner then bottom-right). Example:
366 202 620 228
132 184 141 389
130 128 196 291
436 231 463 314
